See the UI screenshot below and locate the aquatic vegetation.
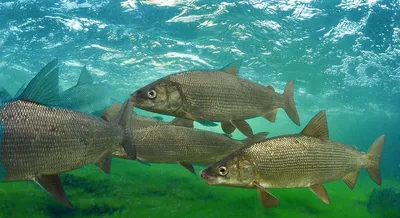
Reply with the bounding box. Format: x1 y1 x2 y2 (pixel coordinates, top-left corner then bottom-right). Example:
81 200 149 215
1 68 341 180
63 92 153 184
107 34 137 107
367 187 400 218
0 0 399 217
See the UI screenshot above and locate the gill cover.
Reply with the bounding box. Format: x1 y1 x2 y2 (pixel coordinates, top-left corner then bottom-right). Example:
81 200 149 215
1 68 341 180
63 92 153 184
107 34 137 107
201 154 256 187
132 79 183 115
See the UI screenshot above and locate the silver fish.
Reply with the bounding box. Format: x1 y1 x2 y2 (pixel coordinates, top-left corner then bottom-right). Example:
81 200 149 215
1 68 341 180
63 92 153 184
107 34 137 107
59 66 110 115
131 60 300 138
200 111 384 208
103 104 267 174
0 60 135 207
0 86 12 102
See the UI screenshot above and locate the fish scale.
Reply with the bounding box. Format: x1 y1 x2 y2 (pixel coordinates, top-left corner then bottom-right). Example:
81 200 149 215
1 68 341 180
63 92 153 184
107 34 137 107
246 137 366 187
0 100 123 180
132 60 300 137
170 71 280 120
115 124 246 165
200 110 384 208
59 84 110 113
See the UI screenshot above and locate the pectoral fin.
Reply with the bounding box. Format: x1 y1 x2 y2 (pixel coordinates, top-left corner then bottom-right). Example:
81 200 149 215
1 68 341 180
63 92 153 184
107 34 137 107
34 174 72 207
178 162 195 174
221 121 235 134
309 184 330 204
232 120 254 138
343 170 359 190
254 182 279 208
94 152 111 174
182 110 202 121
196 120 218 127
171 118 194 128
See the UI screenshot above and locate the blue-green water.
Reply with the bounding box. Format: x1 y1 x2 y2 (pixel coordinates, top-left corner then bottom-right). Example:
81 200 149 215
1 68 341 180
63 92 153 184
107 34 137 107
0 0 399 217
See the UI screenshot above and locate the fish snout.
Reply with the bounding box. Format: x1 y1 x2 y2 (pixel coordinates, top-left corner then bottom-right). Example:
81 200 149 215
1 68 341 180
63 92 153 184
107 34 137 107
200 170 207 179
132 90 141 96
129 91 139 103
200 169 213 184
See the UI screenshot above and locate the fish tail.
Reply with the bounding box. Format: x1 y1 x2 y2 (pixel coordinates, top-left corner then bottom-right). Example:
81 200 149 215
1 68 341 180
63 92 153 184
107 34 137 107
282 80 300 126
112 99 136 160
366 135 385 186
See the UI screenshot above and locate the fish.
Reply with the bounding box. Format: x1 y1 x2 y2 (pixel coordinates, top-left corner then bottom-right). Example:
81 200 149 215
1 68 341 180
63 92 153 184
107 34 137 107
131 60 300 138
103 104 268 174
0 87 12 102
0 84 26 102
200 110 384 208
59 66 111 115
0 59 136 207
102 103 168 130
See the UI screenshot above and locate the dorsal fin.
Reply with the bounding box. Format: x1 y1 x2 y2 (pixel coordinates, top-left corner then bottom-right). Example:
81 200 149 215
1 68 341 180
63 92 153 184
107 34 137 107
0 86 12 100
14 83 26 97
220 60 243 76
77 66 93 85
301 110 329 140
18 59 60 106
266 85 275 91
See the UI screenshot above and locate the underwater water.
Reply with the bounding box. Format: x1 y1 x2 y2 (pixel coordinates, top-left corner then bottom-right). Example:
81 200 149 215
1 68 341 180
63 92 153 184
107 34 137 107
0 0 400 217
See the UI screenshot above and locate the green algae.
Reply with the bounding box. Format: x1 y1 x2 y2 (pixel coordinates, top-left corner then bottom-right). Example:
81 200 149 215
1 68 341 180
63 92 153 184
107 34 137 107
0 158 396 218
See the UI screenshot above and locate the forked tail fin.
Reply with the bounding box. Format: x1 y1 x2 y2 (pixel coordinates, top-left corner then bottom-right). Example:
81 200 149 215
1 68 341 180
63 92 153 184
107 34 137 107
282 80 300 126
112 99 136 160
367 135 385 185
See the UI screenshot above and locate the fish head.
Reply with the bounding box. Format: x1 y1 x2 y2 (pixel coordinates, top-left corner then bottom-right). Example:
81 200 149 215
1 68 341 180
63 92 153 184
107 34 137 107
200 152 255 188
131 79 183 115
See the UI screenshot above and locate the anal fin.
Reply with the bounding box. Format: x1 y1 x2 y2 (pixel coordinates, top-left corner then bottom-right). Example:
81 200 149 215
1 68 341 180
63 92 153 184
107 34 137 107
94 152 111 174
343 170 359 190
178 162 195 174
232 120 254 138
309 184 330 204
254 182 279 208
263 109 278 123
34 174 72 207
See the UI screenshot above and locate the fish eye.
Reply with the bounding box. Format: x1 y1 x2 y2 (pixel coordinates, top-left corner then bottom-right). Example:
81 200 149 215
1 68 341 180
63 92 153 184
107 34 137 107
218 166 228 176
147 90 157 99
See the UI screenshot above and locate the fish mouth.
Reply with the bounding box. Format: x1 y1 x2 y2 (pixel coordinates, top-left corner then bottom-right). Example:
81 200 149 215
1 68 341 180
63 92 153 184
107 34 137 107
200 169 214 185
